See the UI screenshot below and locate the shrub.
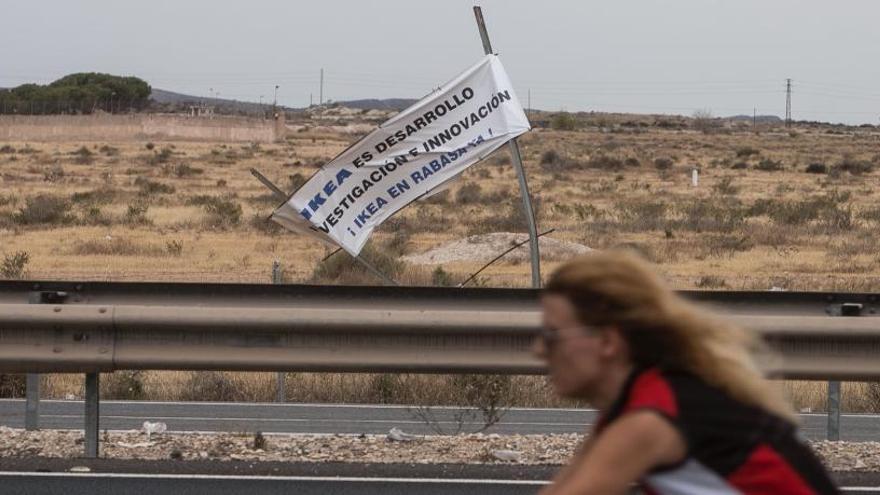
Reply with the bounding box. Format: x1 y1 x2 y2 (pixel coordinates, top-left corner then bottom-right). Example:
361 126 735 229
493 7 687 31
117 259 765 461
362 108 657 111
134 177 175 195
712 176 739 196
70 188 118 205
124 202 151 226
14 195 73 225
191 196 242 228
1 251 30 279
653 157 674 170
696 275 727 289
834 155 874 175
614 198 669 231
549 113 577 131
456 183 483 204
145 142 155 151
165 239 184 256
0 374 25 398
249 212 282 234
588 154 624 171
691 109 717 133
735 146 760 158
731 161 749 170
540 150 560 166
805 163 827 174
169 163 203 177
310 244 404 285
179 372 242 401
754 159 784 172
0 145 15 154
43 164 65 182
101 371 145 400
432 266 454 287
73 238 164 256
72 146 94 165
81 206 113 226
288 173 307 191
623 157 641 167
155 147 173 164
676 198 746 232
99 145 119 156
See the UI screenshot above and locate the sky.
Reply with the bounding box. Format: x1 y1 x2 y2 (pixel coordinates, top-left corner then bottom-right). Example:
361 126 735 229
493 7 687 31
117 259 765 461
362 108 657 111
2 0 879 124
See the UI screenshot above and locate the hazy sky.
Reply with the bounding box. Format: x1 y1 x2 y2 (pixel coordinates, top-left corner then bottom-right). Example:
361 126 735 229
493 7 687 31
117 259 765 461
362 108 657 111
3 0 879 124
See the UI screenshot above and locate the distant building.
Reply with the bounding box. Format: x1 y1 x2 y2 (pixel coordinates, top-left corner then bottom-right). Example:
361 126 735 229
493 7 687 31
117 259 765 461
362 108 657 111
188 104 214 117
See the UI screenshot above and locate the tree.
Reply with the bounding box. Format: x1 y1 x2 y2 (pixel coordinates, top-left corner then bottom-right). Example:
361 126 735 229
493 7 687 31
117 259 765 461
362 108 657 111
0 73 151 115
692 108 718 134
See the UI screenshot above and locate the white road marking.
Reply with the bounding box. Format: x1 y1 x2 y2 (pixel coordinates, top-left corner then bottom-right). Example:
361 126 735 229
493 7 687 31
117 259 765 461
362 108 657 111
0 471 548 484
2 413 591 428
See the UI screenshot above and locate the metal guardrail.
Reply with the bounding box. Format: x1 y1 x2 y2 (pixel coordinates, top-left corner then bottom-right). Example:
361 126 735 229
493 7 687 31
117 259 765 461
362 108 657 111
0 281 877 378
0 280 878 456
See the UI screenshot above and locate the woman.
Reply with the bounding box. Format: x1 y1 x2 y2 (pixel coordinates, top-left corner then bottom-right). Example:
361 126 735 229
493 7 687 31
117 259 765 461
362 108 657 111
535 250 837 494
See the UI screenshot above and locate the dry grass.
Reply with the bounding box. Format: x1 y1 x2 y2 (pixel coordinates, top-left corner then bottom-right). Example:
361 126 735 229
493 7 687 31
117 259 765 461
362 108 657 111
2 118 880 408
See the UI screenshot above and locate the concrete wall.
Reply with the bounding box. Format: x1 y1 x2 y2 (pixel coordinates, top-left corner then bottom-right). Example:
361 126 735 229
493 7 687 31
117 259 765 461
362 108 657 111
0 114 278 142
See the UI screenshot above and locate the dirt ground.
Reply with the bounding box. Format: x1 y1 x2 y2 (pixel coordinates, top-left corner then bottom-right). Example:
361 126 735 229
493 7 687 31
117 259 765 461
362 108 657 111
2 114 879 409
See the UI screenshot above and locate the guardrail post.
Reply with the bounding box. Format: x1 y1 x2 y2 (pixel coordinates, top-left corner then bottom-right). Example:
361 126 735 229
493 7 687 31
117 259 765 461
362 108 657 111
25 374 39 431
827 381 840 441
84 372 100 458
272 260 285 403
826 301 863 441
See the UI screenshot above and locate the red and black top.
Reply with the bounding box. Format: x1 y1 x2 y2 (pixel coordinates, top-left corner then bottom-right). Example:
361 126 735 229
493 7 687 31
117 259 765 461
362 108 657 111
595 367 838 494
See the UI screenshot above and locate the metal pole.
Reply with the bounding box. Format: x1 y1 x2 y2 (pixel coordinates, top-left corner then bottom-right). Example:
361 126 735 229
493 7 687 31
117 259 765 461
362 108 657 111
272 260 285 403
473 6 541 288
250 168 287 200
84 372 100 458
25 374 39 431
827 381 840 441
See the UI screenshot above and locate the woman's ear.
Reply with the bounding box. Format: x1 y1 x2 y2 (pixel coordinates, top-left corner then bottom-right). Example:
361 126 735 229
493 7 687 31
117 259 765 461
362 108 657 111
599 326 630 361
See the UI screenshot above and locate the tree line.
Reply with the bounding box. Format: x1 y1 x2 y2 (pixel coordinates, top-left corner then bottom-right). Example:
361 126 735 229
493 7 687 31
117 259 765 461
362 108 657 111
0 73 151 115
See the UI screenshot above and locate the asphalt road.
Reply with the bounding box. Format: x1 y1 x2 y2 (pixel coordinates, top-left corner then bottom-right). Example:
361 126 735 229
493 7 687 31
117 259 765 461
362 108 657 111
1 399 878 440
0 471 877 495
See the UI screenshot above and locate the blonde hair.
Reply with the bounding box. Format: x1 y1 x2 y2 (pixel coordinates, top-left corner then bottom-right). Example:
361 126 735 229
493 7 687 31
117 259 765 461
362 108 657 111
546 250 795 422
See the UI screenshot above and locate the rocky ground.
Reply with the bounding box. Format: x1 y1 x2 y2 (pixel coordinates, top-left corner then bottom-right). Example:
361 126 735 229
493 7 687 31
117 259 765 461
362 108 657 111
0 426 877 472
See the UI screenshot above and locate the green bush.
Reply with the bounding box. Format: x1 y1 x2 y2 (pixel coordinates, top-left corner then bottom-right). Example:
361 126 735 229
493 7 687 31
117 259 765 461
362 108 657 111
0 72 151 115
549 113 577 131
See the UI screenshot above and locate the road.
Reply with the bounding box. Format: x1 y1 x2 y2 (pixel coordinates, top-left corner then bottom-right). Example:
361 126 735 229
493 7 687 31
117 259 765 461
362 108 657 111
1 399 878 440
0 471 877 495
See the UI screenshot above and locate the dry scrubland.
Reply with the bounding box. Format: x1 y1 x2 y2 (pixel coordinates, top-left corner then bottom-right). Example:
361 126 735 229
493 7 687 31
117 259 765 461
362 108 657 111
2 116 880 413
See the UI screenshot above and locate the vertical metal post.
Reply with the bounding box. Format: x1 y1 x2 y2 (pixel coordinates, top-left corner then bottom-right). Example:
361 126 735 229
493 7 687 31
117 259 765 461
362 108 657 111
827 381 840 440
473 6 541 288
25 374 39 431
84 372 100 458
272 260 285 403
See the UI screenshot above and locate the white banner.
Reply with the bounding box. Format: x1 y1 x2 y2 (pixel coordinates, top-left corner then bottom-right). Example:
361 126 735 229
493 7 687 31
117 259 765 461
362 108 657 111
271 54 530 256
